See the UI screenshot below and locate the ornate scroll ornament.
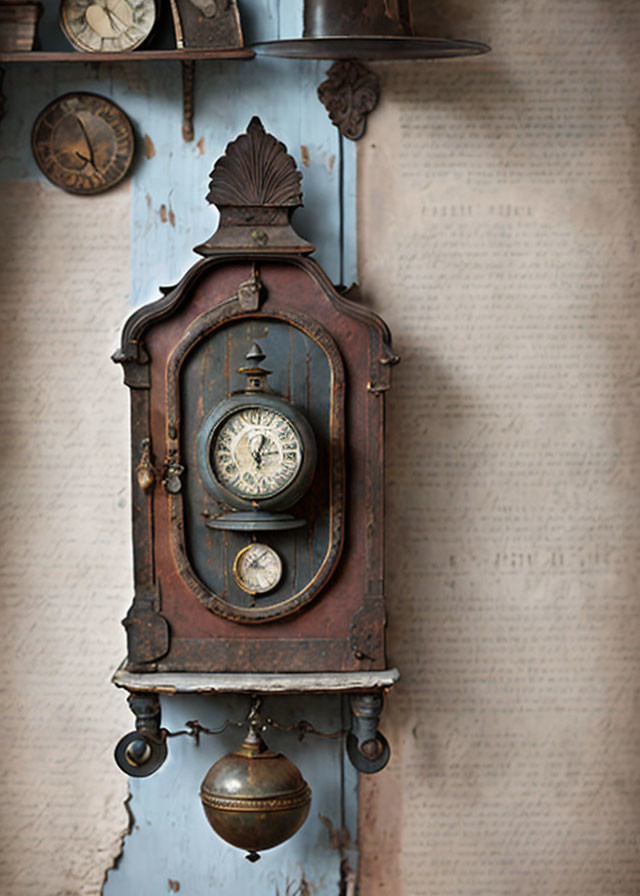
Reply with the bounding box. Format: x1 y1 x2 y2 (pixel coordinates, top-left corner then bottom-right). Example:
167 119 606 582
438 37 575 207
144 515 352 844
195 117 313 255
317 61 380 141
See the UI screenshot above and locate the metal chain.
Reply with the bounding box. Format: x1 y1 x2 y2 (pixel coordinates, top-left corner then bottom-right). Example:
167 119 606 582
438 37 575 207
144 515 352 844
160 698 345 744
264 716 344 740
164 718 246 746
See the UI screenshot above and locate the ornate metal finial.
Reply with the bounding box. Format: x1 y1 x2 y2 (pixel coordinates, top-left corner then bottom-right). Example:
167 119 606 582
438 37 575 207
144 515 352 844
238 343 272 393
318 61 380 141
194 118 315 256
207 117 302 208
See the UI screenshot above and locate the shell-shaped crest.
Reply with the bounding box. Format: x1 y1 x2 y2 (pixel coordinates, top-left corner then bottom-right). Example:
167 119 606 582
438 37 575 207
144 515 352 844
207 117 303 208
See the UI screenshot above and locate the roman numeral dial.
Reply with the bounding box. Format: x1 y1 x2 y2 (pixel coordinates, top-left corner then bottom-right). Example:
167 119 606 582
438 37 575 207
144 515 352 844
212 407 303 499
195 343 318 528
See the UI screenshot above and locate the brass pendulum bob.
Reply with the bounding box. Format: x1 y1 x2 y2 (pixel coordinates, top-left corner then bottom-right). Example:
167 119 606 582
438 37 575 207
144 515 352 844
200 724 311 861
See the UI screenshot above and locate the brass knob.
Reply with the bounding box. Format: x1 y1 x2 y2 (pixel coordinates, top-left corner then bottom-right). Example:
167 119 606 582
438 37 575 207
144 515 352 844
137 467 155 490
136 438 155 490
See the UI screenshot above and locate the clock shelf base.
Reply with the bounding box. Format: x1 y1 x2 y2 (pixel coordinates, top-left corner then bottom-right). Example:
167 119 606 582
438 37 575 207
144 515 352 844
113 667 398 777
112 663 399 695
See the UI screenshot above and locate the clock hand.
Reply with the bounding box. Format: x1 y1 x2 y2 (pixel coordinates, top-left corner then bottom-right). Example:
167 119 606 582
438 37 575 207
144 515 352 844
250 434 267 468
102 2 128 33
75 151 106 179
75 115 97 169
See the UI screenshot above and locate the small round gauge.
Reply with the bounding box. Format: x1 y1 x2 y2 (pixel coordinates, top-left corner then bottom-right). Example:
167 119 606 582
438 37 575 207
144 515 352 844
212 407 304 500
32 93 135 195
60 0 156 53
233 544 283 595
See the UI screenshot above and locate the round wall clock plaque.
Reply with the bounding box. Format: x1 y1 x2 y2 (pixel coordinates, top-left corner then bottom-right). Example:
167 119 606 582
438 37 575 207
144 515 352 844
32 93 135 195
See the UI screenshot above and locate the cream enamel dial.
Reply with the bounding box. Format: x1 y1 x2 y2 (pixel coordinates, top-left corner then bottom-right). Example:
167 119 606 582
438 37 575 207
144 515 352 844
233 544 283 595
212 407 303 500
60 0 156 52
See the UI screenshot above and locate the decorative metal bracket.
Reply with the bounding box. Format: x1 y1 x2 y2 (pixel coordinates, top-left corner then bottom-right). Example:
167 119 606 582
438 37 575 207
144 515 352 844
317 60 380 141
347 692 390 773
113 691 392 776
114 693 168 777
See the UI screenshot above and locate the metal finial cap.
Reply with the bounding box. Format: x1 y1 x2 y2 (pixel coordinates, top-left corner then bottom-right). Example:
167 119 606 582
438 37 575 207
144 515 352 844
238 343 272 391
246 343 266 365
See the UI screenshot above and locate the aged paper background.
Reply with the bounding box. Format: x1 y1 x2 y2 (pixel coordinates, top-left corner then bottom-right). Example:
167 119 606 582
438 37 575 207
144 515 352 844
0 182 132 895
358 1 640 893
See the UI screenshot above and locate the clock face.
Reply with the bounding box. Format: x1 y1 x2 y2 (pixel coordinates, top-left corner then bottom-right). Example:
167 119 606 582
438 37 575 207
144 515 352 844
32 93 135 195
233 544 283 595
60 0 156 52
212 407 303 499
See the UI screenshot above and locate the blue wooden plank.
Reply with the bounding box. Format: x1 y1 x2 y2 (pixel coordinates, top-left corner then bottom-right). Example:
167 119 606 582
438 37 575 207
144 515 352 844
0 1 360 890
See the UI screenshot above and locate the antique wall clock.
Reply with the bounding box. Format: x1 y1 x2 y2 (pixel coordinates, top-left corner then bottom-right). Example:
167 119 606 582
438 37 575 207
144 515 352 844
112 118 399 857
32 93 135 195
60 0 156 52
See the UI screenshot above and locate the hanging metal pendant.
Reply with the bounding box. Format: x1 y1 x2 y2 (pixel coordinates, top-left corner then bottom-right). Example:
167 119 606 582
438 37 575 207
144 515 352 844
200 727 311 861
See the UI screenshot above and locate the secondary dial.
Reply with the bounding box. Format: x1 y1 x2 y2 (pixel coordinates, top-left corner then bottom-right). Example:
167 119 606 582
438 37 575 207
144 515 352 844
212 407 303 499
233 544 283 595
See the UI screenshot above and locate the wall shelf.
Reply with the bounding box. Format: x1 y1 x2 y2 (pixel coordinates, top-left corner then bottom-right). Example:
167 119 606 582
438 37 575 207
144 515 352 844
0 46 255 141
0 48 254 62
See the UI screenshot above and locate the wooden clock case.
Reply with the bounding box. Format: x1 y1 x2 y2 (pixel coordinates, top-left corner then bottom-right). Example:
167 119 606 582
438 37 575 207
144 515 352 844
113 118 398 775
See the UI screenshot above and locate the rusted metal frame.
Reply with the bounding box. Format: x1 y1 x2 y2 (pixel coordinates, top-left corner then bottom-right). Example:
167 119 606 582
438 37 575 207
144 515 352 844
114 343 169 669
349 323 390 664
157 636 357 672
163 292 346 623
307 276 398 666
129 388 155 589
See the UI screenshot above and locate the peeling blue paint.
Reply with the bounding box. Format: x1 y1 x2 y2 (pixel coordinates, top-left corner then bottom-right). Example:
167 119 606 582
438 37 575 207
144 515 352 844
104 696 356 895
0 2 358 891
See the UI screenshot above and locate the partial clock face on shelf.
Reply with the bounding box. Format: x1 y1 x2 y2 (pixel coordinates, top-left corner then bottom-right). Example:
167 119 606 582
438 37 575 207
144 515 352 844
32 93 135 195
212 407 304 500
60 0 156 52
